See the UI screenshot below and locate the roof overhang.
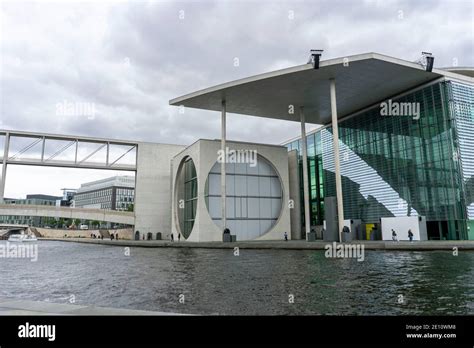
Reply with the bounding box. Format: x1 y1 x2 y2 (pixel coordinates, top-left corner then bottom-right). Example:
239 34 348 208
440 67 474 78
170 52 471 125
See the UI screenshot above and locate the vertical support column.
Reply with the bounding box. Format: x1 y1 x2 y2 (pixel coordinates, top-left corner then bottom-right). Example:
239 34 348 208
0 132 10 203
106 142 110 166
221 100 227 230
74 140 78 164
330 79 344 242
300 107 311 237
40 136 45 162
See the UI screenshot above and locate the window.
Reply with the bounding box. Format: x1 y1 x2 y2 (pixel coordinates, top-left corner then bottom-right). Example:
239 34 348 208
205 155 282 240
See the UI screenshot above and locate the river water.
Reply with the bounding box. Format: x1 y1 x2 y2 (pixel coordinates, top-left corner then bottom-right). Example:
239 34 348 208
1 240 473 315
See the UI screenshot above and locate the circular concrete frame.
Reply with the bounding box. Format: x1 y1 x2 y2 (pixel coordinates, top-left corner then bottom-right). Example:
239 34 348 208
204 153 284 239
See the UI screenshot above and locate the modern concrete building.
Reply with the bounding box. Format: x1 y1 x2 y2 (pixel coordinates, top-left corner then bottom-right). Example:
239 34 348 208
74 175 135 211
1 52 472 241
170 139 291 241
133 142 186 240
0 194 61 226
170 52 474 241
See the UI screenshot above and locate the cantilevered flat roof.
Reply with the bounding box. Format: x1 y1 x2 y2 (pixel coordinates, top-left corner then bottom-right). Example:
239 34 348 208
441 67 474 78
170 52 473 125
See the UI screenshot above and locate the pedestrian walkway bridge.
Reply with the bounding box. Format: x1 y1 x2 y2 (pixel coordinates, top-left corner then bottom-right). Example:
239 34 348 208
0 204 135 225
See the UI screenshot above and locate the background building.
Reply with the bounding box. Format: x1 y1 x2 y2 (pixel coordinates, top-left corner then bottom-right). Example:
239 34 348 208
74 176 135 211
0 194 61 226
57 188 76 207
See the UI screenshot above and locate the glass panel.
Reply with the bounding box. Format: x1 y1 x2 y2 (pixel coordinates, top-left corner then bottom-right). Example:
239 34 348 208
205 155 283 239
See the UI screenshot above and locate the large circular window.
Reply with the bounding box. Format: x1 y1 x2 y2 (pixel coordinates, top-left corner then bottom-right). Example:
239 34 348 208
205 154 282 240
176 157 197 239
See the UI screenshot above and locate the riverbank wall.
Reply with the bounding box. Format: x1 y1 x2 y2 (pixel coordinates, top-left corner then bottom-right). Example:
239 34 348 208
37 238 474 251
34 227 133 240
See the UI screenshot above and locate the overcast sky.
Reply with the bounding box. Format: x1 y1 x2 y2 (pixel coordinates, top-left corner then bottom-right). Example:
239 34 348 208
1 0 473 198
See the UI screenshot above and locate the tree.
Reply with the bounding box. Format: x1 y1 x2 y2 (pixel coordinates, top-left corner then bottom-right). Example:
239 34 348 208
127 203 134 212
44 217 55 227
91 220 100 228
73 218 81 227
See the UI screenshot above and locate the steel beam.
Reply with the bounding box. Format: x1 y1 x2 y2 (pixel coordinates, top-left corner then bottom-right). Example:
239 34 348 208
0 133 10 203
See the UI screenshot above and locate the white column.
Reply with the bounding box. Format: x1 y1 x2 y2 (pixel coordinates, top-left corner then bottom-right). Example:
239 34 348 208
0 132 10 204
221 100 227 230
330 79 344 242
40 136 45 162
300 107 311 236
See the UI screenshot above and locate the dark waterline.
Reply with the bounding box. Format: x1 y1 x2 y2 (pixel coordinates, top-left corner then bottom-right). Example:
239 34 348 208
1 240 473 315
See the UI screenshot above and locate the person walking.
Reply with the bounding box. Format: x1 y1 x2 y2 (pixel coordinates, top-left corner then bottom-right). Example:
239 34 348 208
408 229 414 242
391 229 398 242
284 231 288 241
171 233 174 242
178 233 181 242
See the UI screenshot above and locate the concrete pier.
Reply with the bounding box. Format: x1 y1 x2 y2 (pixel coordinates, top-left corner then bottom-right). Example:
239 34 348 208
0 297 184 316
38 237 474 251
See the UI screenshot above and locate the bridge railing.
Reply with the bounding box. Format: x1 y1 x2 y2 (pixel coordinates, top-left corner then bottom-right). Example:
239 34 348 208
0 130 138 171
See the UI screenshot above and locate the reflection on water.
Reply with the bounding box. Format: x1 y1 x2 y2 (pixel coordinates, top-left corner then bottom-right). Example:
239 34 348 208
1 241 473 315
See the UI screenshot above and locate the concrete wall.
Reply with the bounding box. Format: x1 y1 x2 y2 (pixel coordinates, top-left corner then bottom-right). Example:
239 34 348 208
134 142 186 240
171 139 291 242
36 227 133 239
381 216 427 241
288 150 302 240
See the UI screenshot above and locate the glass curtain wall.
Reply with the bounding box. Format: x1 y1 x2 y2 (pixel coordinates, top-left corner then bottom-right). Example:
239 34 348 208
447 81 474 239
204 156 283 240
183 158 198 238
285 81 472 240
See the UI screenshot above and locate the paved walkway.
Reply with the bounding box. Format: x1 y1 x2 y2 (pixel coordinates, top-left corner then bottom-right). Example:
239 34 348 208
38 237 474 250
0 297 183 316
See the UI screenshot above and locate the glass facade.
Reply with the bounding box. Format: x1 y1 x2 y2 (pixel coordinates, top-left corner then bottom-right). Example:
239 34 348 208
182 157 197 238
285 80 474 240
0 197 59 226
449 81 474 239
74 187 134 211
75 188 114 210
205 155 283 240
74 176 135 211
115 188 134 210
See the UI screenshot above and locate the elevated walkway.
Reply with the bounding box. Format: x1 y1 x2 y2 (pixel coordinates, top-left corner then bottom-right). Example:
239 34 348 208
0 204 134 225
